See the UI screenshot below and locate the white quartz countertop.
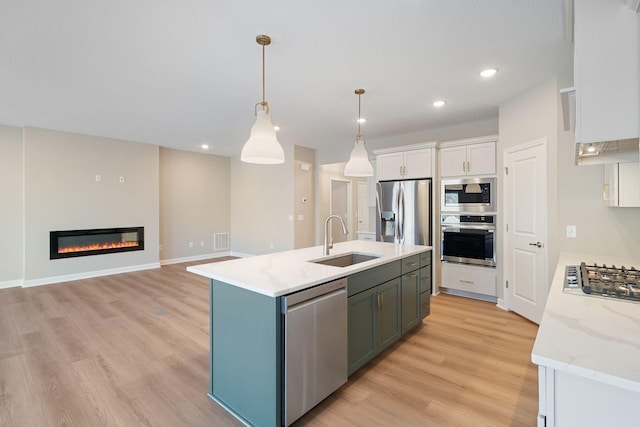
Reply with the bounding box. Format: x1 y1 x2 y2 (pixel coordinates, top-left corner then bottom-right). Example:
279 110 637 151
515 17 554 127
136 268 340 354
532 252 640 393
187 241 431 297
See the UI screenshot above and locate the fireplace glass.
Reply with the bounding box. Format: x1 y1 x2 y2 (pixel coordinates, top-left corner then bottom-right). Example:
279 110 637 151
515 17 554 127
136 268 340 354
50 227 144 259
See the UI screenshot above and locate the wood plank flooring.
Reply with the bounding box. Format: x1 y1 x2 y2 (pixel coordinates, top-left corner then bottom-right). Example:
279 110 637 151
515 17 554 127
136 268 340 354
0 259 539 426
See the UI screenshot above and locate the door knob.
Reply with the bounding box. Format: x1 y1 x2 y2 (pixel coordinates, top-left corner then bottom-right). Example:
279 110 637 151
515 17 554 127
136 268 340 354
528 241 543 248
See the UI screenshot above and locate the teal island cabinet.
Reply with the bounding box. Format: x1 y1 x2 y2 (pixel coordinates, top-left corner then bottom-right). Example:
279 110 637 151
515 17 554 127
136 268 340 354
188 241 432 427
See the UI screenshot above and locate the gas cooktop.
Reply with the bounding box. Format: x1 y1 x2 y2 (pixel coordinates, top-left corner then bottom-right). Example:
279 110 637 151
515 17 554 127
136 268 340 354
564 262 640 302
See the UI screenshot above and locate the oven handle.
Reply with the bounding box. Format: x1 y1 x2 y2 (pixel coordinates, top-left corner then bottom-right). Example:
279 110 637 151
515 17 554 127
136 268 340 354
441 225 496 231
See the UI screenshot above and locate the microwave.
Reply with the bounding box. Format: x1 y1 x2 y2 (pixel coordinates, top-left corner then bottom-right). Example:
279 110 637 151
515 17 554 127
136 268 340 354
441 177 496 213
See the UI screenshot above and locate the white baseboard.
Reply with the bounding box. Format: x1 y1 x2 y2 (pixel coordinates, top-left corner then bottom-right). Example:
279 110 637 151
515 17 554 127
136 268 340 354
160 252 232 266
496 298 508 311
0 279 23 289
21 262 161 288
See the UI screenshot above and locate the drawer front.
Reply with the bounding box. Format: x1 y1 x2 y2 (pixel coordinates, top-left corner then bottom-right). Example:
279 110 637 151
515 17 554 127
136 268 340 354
348 260 401 296
401 255 420 274
420 292 430 319
419 267 431 294
441 263 497 296
418 251 432 269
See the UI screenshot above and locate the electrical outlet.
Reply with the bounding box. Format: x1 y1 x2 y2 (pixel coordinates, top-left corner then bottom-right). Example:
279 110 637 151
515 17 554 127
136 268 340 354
119 176 125 183
200 241 204 247
159 244 163 251
189 241 193 248
566 225 577 238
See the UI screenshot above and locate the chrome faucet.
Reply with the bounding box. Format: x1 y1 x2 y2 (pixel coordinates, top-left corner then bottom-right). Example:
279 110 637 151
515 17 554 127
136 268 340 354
324 215 348 256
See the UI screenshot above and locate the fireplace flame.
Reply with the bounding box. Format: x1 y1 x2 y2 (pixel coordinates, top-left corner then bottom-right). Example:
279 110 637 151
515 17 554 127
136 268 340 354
58 241 139 254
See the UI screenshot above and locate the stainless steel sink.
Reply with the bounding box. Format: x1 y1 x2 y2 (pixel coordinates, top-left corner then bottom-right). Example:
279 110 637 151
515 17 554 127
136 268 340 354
309 252 381 267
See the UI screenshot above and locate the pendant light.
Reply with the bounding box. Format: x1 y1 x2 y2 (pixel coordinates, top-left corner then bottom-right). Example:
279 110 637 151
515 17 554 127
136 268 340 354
344 89 374 177
241 35 285 164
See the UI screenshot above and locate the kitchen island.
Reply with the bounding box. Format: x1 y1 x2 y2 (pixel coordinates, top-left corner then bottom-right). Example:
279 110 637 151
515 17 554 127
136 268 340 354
188 240 432 427
532 253 640 427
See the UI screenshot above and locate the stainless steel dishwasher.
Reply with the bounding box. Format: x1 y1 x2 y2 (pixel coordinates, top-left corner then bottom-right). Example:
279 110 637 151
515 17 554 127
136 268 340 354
282 277 348 426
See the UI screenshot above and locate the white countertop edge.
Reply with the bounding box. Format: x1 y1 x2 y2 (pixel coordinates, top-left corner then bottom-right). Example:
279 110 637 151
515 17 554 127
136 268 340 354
531 353 640 393
532 252 640 394
187 241 432 297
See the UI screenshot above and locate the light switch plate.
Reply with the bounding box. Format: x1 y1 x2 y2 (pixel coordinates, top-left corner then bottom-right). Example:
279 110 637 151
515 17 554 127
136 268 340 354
566 225 577 238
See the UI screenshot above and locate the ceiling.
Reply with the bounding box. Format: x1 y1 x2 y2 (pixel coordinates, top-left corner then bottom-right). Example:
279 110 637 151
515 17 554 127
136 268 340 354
0 0 573 158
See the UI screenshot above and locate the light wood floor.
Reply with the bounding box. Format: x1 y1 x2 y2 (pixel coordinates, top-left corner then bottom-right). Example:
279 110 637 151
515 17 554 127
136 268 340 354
0 259 539 426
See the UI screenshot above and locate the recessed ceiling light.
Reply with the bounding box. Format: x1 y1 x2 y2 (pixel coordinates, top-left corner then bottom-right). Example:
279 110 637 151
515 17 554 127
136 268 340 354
201 144 209 149
357 118 367 124
433 100 446 107
480 68 498 78
273 125 280 131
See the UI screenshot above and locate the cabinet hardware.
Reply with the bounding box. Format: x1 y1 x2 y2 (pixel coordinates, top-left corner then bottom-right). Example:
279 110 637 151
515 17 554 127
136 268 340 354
376 293 382 310
462 161 466 173
406 262 418 267
406 273 418 279
460 279 474 284
466 161 471 173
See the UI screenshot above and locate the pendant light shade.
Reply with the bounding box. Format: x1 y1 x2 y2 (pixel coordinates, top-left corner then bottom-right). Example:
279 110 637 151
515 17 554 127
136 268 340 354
241 109 284 164
344 89 374 177
241 35 285 164
344 139 374 176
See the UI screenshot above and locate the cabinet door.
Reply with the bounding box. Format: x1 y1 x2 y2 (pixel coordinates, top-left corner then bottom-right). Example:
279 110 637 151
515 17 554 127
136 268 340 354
404 148 432 179
348 286 378 375
377 152 404 180
603 163 618 206
377 278 401 352
618 162 640 207
401 272 420 334
420 292 430 320
440 145 467 177
467 142 496 175
419 265 431 294
575 0 639 144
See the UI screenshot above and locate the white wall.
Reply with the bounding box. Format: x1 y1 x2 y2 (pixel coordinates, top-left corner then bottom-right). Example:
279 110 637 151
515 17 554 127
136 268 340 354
498 77 561 299
23 127 160 284
316 117 498 165
0 125 24 287
230 144 295 255
294 146 315 249
159 147 230 263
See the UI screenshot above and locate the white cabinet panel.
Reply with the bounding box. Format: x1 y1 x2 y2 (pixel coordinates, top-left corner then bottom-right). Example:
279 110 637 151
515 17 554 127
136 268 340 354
440 140 496 177
377 148 433 181
603 162 640 207
574 0 639 144
441 262 497 296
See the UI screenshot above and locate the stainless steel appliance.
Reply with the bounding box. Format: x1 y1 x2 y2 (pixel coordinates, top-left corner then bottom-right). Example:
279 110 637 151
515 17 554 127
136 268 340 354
441 177 496 213
563 263 640 302
441 214 496 267
376 178 432 245
282 278 348 426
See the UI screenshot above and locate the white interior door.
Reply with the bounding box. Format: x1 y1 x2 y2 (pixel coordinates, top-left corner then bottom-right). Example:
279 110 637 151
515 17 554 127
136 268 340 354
504 139 548 324
330 179 351 243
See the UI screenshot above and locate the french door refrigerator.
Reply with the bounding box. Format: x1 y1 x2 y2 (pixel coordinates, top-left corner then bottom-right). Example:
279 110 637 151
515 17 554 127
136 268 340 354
376 179 432 246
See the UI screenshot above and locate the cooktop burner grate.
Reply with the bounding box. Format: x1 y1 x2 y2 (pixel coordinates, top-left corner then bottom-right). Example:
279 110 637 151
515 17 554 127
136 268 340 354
563 262 640 302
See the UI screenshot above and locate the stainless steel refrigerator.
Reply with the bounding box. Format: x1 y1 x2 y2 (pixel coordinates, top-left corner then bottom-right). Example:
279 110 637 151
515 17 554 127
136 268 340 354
376 179 432 245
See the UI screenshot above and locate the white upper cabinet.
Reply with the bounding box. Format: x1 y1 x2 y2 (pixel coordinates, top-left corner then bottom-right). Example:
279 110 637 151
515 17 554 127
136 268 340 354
603 162 640 207
375 144 435 181
439 137 496 177
574 0 639 144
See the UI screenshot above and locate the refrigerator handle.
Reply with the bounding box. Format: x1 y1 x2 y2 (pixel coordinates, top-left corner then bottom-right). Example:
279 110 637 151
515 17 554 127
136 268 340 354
398 184 405 242
375 182 382 217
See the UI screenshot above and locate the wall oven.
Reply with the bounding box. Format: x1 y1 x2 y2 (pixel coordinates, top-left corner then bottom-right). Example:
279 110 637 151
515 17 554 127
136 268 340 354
441 177 496 213
441 214 496 267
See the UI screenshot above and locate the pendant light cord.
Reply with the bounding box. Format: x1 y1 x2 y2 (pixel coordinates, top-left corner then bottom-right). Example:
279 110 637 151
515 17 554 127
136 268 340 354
262 43 266 107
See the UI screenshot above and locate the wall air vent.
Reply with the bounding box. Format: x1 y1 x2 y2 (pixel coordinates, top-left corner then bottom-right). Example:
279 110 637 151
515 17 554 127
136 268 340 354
214 232 230 251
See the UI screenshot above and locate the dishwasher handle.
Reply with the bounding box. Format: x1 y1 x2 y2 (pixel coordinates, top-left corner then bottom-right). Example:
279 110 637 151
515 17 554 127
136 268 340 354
282 277 347 312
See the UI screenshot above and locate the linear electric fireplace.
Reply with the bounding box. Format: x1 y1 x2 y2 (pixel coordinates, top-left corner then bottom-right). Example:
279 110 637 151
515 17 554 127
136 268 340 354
50 227 144 259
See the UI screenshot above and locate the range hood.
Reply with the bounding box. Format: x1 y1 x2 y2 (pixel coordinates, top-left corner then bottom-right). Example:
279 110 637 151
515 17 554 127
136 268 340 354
575 138 640 165
561 88 640 165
